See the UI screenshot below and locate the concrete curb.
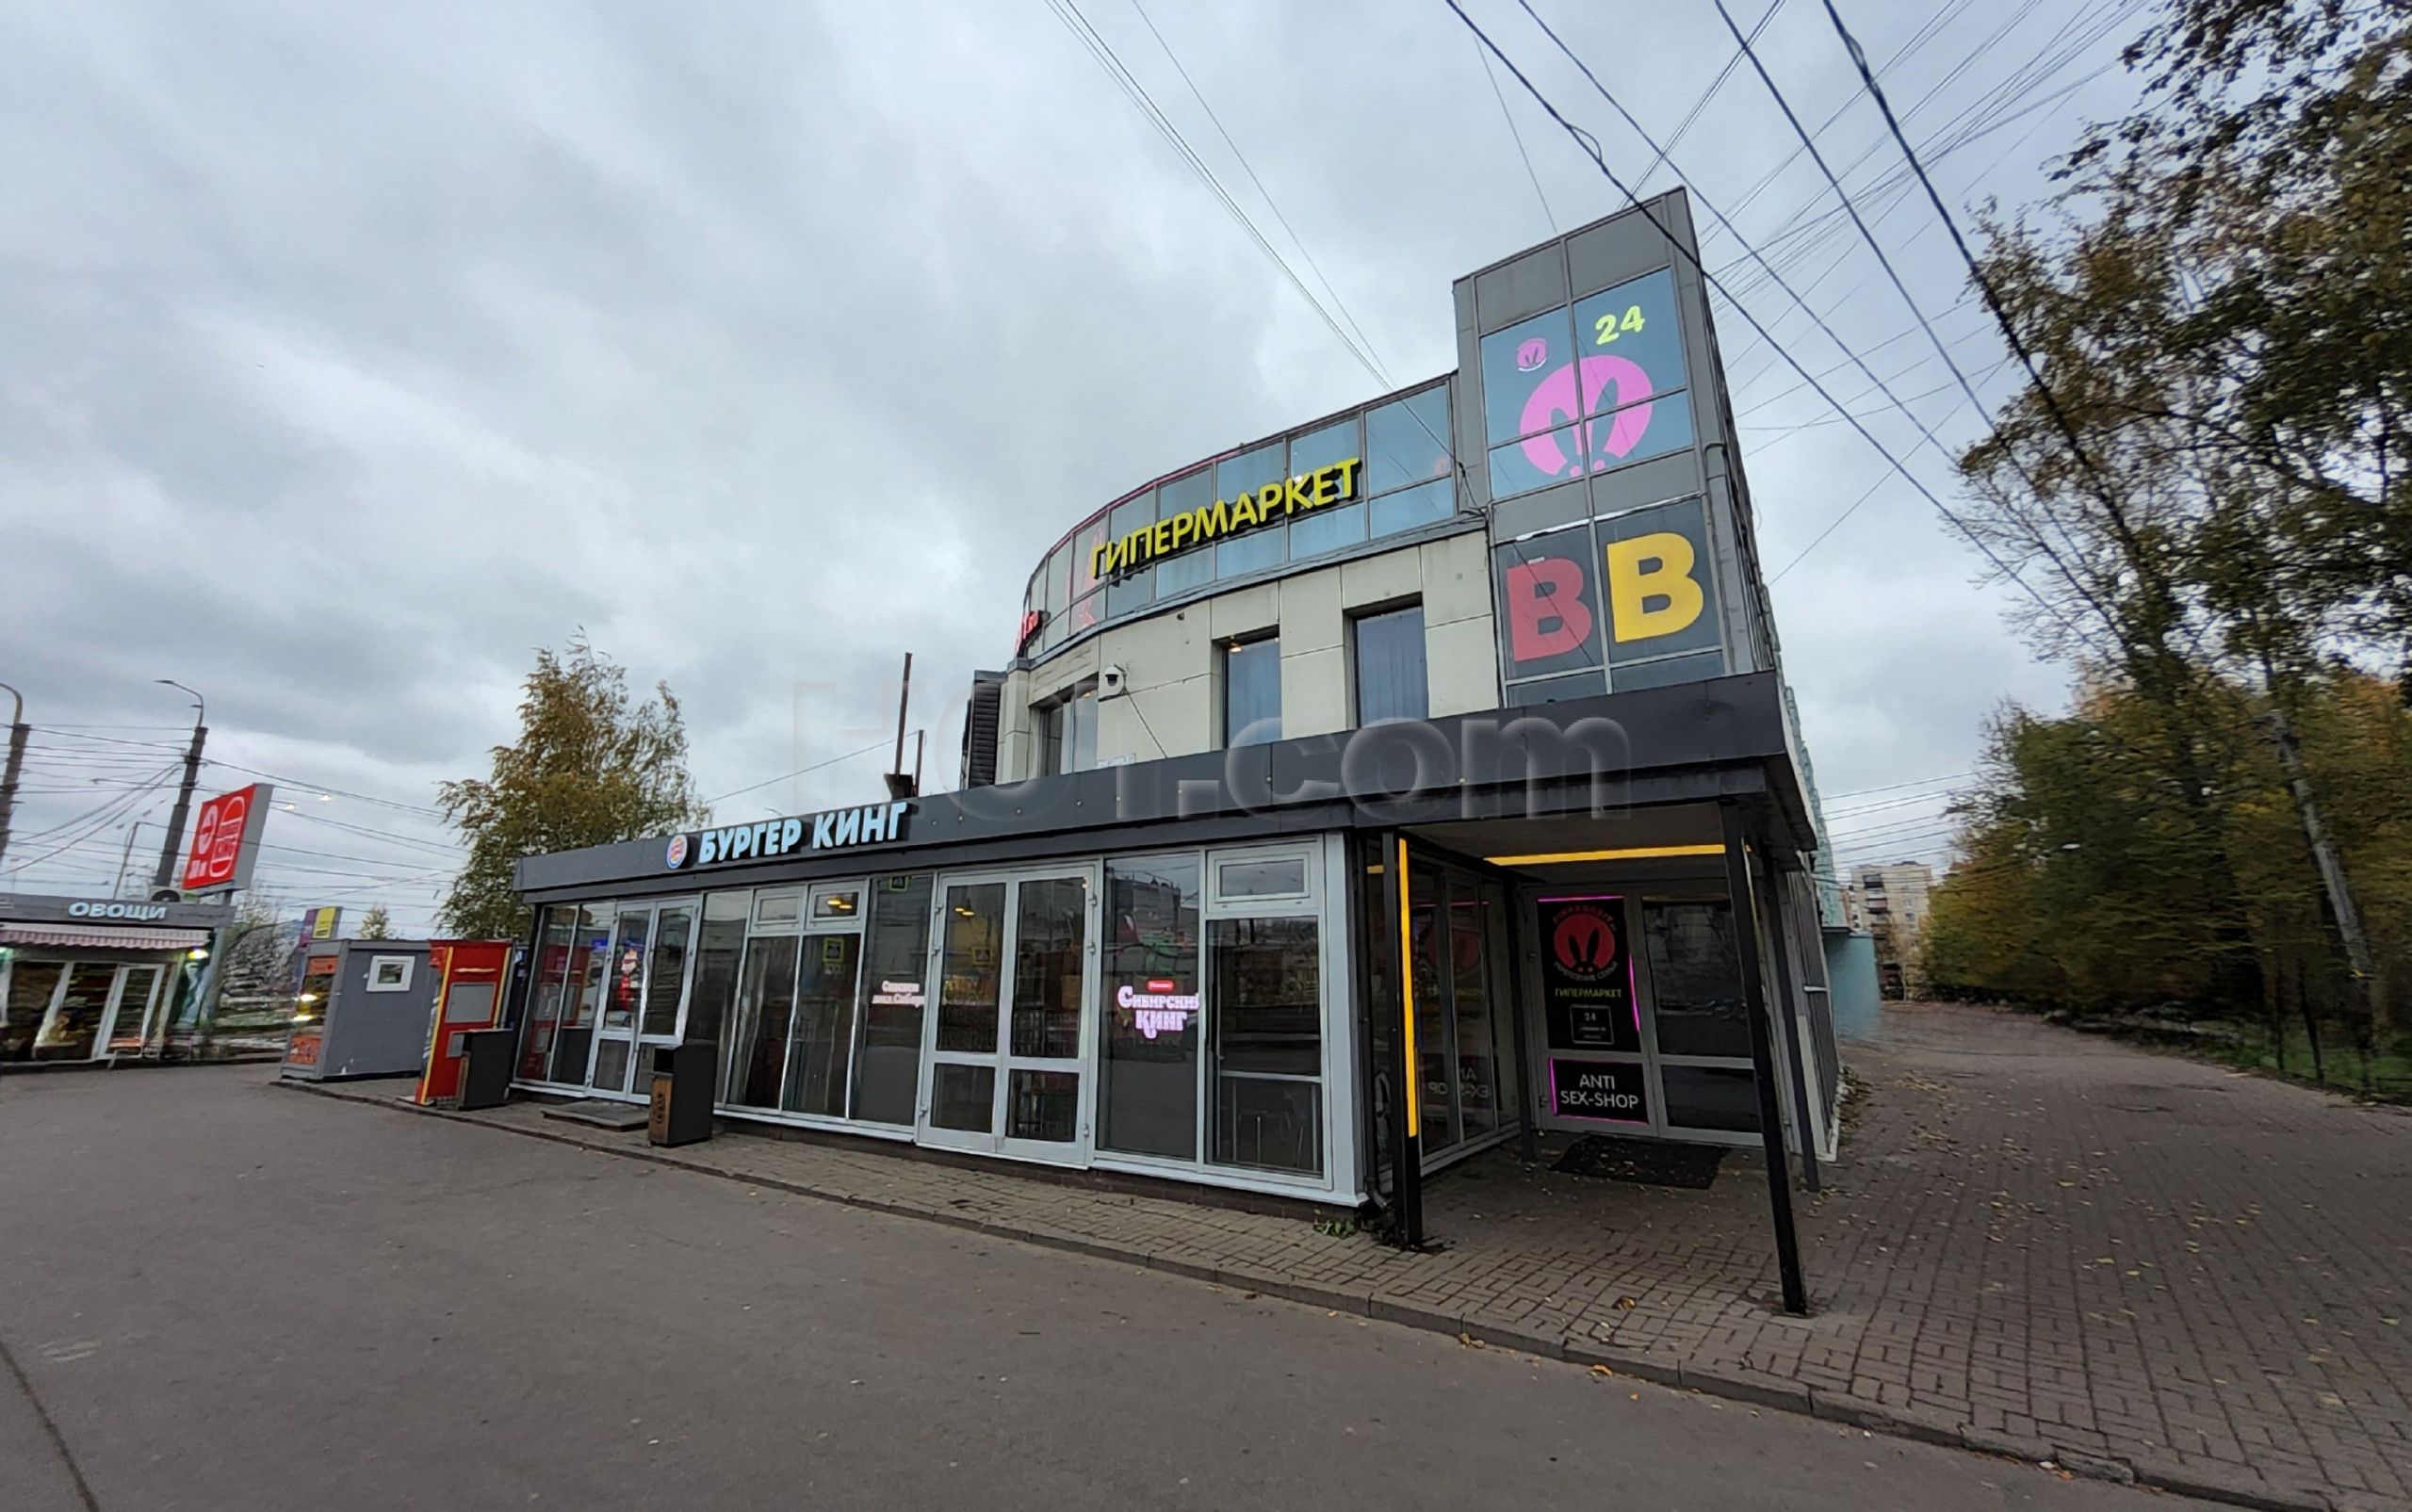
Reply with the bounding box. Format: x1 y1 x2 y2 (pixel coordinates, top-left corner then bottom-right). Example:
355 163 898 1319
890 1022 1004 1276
282 1081 2342 1512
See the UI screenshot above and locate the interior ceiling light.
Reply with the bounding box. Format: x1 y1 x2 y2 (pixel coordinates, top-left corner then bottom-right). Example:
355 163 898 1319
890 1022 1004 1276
1482 844 1724 866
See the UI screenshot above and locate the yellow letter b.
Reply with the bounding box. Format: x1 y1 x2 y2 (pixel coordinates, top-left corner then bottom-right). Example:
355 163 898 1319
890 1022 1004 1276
1604 531 1704 642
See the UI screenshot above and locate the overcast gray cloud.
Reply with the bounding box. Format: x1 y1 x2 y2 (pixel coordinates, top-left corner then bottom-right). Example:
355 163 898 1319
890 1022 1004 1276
0 0 2136 925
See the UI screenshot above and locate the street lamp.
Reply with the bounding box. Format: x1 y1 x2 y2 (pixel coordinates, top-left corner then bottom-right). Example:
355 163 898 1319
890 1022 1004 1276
155 678 204 723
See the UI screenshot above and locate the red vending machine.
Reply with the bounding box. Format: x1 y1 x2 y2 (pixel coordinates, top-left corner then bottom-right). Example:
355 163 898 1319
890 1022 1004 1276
414 939 513 1106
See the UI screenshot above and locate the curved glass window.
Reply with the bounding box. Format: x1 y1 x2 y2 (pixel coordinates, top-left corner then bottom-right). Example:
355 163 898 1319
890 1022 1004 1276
1365 385 1454 496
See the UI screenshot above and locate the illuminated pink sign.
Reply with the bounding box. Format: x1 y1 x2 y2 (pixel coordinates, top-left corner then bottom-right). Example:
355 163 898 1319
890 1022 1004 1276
1116 981 1198 1039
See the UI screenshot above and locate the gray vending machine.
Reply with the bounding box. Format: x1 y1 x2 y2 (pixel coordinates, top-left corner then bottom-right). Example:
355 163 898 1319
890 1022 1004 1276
280 939 438 1081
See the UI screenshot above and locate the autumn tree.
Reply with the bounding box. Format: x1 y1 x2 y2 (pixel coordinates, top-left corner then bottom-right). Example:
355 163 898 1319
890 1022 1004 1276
437 635 709 941
1939 0 2408 1040
357 903 391 939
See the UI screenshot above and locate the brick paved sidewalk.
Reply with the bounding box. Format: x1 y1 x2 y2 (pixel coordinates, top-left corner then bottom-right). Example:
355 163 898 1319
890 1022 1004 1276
295 1002 2411 1512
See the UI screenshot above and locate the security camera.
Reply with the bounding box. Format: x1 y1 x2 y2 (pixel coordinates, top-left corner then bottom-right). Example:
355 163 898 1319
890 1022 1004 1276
1100 665 1128 699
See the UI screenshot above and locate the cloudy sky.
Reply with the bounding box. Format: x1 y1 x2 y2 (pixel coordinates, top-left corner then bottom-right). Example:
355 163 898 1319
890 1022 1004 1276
0 0 2151 929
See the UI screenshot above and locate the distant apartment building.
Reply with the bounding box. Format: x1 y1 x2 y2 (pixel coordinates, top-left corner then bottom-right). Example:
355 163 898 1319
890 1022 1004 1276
1851 861 1935 999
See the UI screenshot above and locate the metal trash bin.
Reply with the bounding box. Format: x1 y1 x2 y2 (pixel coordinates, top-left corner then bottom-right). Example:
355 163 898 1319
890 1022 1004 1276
646 1046 714 1147
456 1027 517 1111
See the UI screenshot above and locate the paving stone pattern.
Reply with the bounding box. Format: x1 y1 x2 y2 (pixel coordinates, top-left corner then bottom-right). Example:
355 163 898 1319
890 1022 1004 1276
308 1003 2410 1511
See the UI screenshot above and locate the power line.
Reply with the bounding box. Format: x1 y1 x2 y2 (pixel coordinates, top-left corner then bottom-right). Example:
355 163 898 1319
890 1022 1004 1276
1631 0 1789 197
1817 0 2137 540
1710 0 2127 627
704 739 892 806
1820 769 1974 802
1127 0 1390 375
1453 0 2109 658
1043 0 1389 384
1475 34 1556 234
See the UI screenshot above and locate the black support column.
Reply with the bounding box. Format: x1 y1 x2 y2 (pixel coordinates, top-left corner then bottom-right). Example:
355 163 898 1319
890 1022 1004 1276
1760 863 1822 1194
1720 802 1808 1315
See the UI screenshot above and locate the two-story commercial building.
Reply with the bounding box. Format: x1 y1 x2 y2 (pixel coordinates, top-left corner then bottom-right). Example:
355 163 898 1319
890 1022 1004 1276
506 193 1848 1253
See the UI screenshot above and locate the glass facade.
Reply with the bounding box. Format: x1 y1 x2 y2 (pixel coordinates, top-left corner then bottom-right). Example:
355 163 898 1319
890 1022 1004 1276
1019 382 1459 660
1475 268 1691 503
1100 854 1201 1160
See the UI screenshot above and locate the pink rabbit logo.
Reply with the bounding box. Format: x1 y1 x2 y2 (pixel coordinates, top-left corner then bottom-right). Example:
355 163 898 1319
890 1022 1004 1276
1517 354 1654 478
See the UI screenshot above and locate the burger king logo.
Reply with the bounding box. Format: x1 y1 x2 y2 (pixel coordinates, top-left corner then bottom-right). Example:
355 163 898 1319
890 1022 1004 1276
664 834 691 870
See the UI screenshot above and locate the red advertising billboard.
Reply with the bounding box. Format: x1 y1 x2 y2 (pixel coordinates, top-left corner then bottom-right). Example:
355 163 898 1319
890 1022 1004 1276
179 782 274 894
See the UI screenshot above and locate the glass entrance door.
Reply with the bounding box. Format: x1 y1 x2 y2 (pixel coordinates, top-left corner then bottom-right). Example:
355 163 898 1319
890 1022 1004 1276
586 907 651 1096
104 965 164 1055
919 867 1097 1162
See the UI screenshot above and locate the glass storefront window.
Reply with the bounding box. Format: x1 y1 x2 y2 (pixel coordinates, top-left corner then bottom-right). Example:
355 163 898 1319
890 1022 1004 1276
1645 900 1751 1058
517 905 575 1080
1365 383 1453 496
1661 1065 1761 1132
932 1064 995 1131
1208 916 1322 1176
937 882 1006 1052
785 933 861 1118
604 911 649 1034
642 902 693 1038
688 894 749 1051
2 960 64 1060
754 891 801 928
1010 878 1085 1059
547 905 610 1083
1215 855 1306 900
36 964 117 1060
1100 854 1201 1161
724 935 799 1109
1407 866 1457 1151
1450 894 1501 1142
851 874 932 1126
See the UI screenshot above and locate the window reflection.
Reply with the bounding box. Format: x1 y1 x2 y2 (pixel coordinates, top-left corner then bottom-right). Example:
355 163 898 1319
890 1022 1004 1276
1644 900 1751 1058
1223 637 1281 747
1100 854 1202 1161
1209 916 1323 1175
1352 604 1427 724
1365 384 1454 496
851 875 931 1126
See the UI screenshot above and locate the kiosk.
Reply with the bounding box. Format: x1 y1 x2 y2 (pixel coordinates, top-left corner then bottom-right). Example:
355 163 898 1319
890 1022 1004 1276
281 939 438 1081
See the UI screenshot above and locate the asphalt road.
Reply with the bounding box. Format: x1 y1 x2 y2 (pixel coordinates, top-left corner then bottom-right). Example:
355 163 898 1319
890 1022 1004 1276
0 1065 2205 1511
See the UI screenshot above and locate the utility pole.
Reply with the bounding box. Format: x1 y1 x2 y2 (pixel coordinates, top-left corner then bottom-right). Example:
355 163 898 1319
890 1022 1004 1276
884 653 918 802
151 680 207 896
0 680 24 871
2266 703 2388 1029
115 821 147 898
